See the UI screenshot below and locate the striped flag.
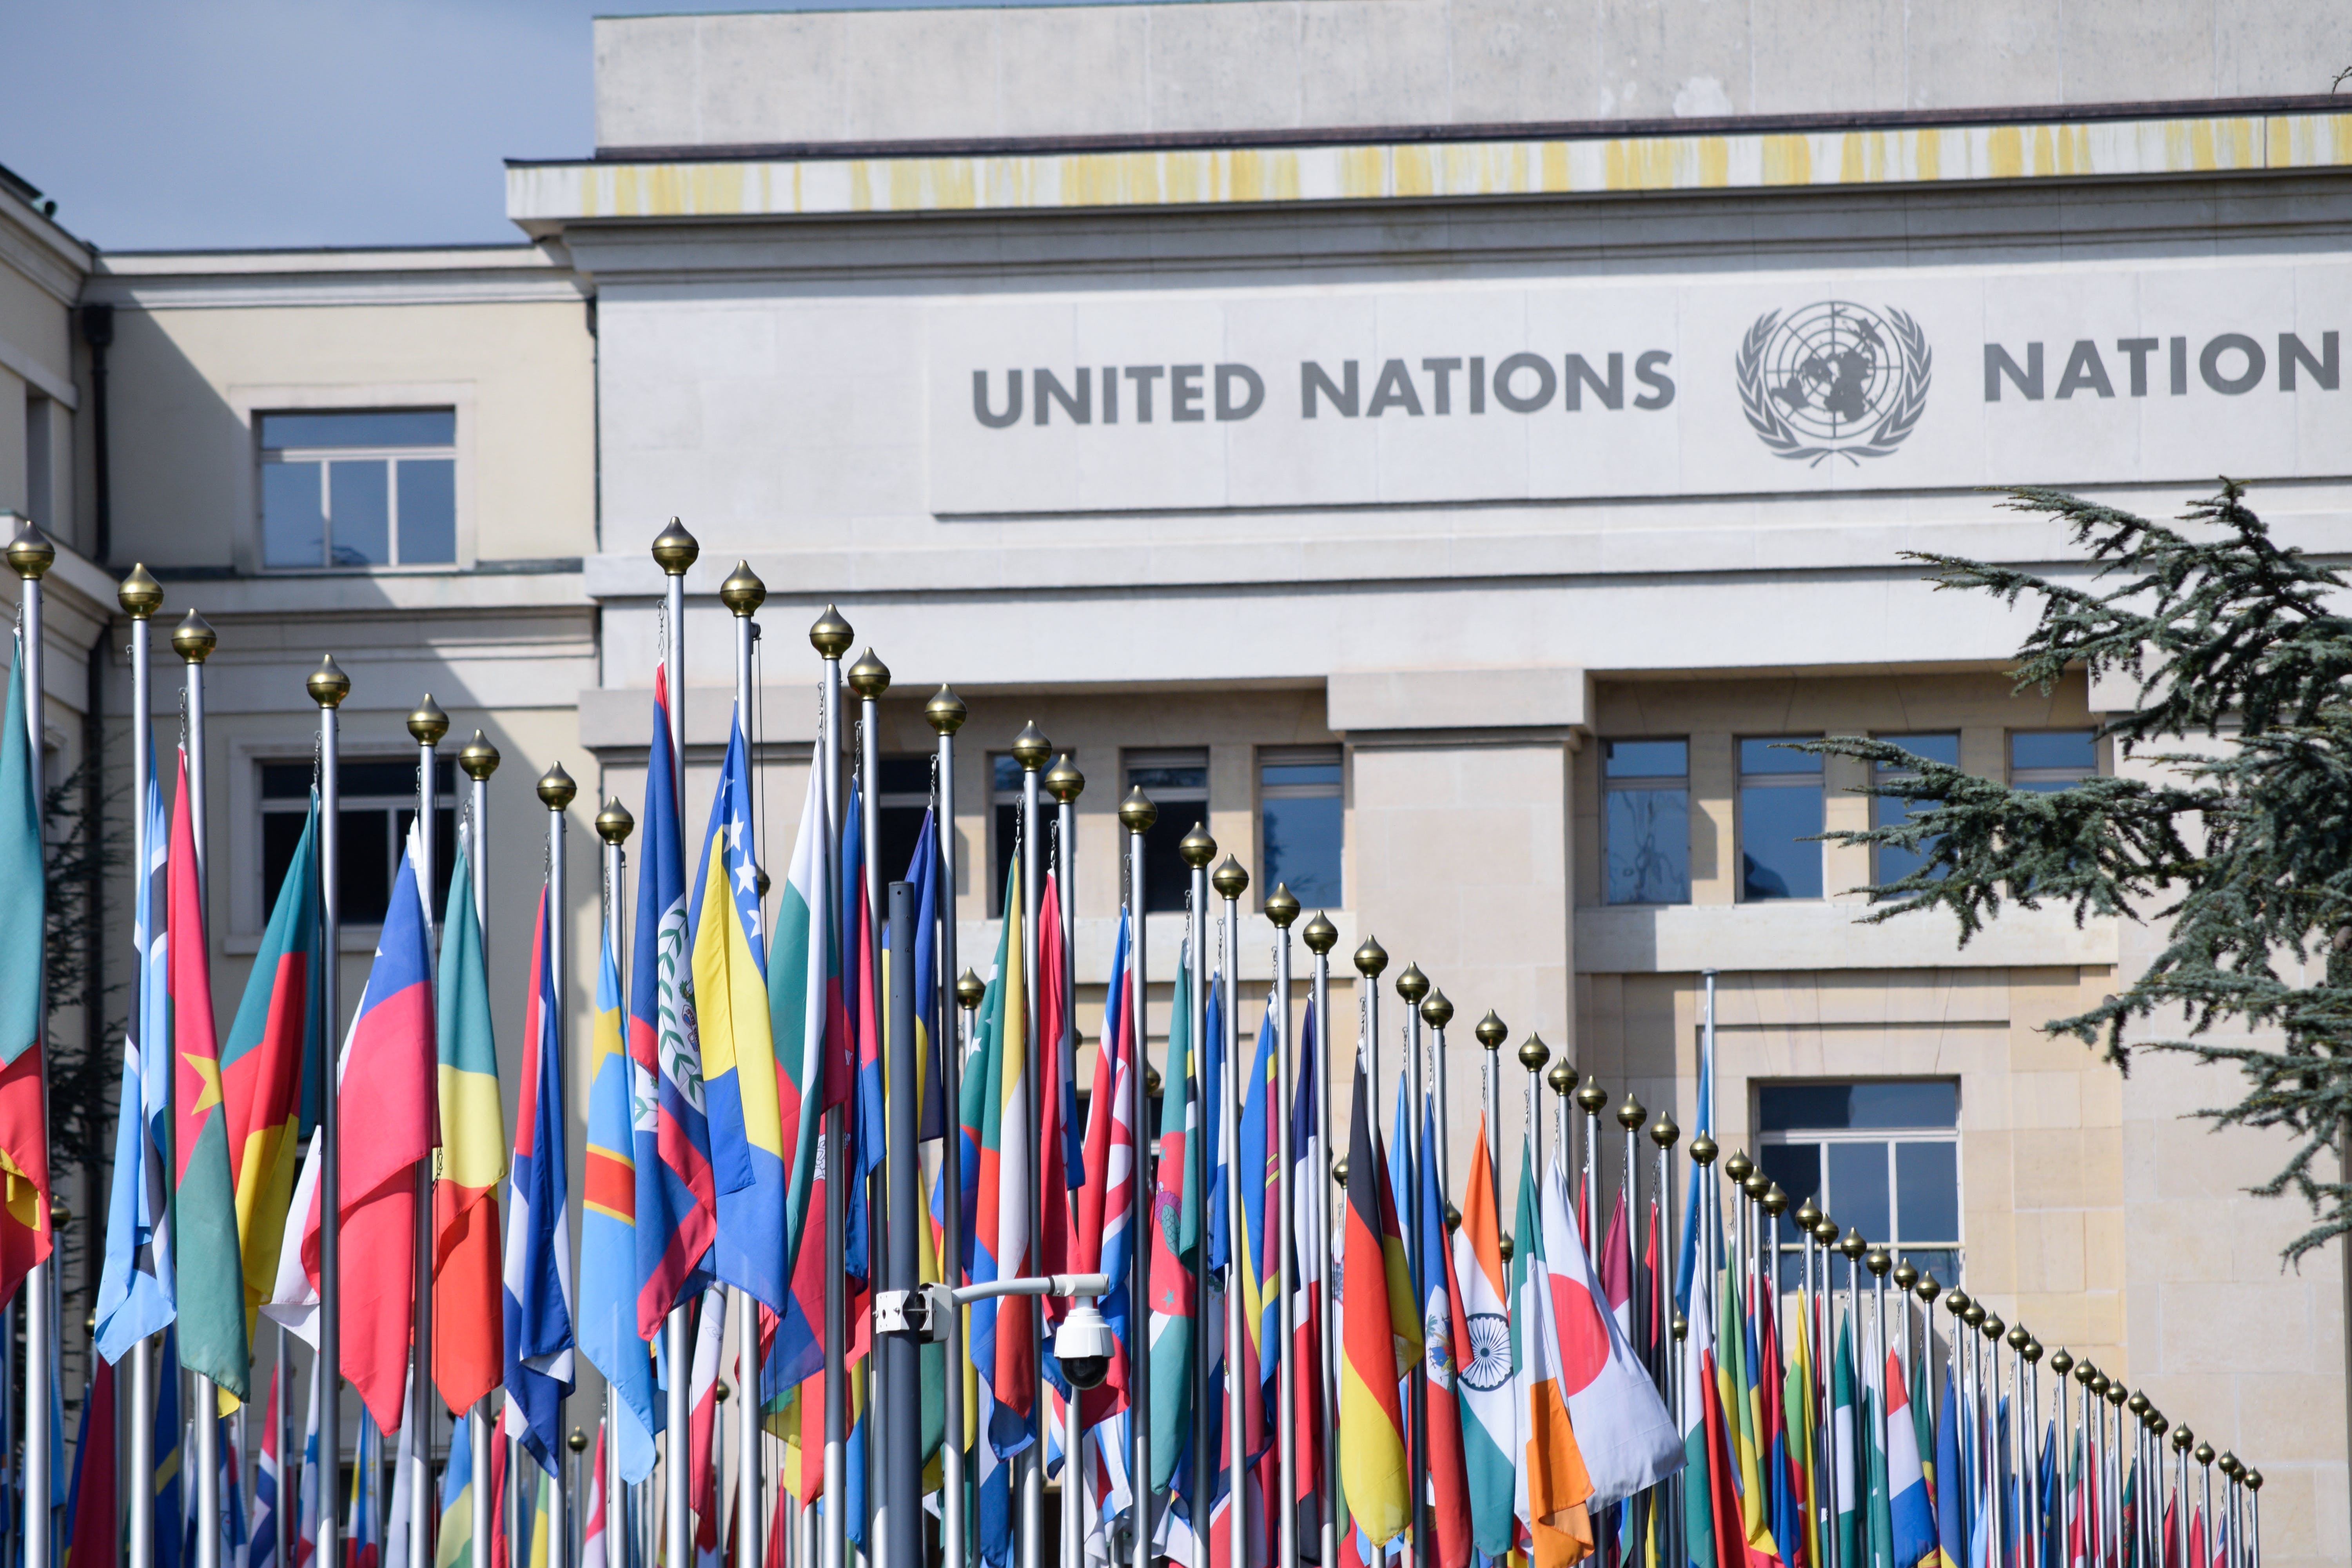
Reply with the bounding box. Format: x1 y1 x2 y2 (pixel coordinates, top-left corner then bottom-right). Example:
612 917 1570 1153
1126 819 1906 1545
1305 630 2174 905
686 1285 728 1568
432 1398 476 1568
253 1367 281 1568
762 719 837 1391
0 634 53 1305
1069 907 1136 1426
96 750 173 1361
348 1406 384 1568
1887 1352 1935 1568
1517 1161 1596 1568
629 669 716 1332
581 906 659 1483
577 1423 607 1568
1338 1058 1411 1549
1452 1119 1518 1561
1144 950 1196 1497
1419 1098 1474 1568
1286 1003 1325 1548
295 1345 318 1568
384 1372 418 1568
505 886 577 1473
1830 1318 1858 1568
972 854 1036 1449
433 826 505 1413
1678 1225 1739 1568
1239 995 1282 1470
1933 1366 1963 1568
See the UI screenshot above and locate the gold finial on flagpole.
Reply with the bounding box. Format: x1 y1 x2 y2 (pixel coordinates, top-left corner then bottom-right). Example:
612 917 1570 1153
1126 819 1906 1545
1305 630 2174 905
1303 910 1338 953
537 762 577 810
2049 1348 2073 1376
1577 1080 1608 1116
1477 1011 1507 1051
1517 1033 1549 1072
1648 1111 1679 1149
809 604 854 657
1761 1183 1788 1220
1179 821 1217 869
1866 1246 1891 1278
6 518 54 579
1352 934 1387 977
1893 1259 1917 1290
1546 1059 1575 1098
2024 1339 2043 1365
2171 1426 2192 1454
956 968 986 1011
1395 962 1428 1005
1212 855 1249 900
651 519 699 575
1118 786 1156 833
926 686 967 735
1723 1151 1753 1184
1265 884 1300 928
1618 1094 1647 1131
1915 1272 1940 1307
1689 1131 1717 1166
459 730 500 780
597 799 636 845
848 649 891 699
720 561 767 616
1741 1167 1768 1201
407 694 449 745
2008 1324 2030 1353
1045 754 1085 804
1421 988 1453 1030
1981 1312 2005 1342
308 655 350 708
173 609 216 663
118 563 163 619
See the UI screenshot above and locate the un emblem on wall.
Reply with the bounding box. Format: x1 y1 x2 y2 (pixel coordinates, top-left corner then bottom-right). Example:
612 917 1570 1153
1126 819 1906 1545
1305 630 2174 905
1737 301 1932 465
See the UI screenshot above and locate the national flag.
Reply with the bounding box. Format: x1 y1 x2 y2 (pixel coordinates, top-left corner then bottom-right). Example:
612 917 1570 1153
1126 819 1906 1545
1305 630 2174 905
581 906 660 1483
221 791 322 1340
505 886 577 1473
630 668 717 1332
1068 907 1136 1426
1539 1159 1680 1509
433 1401 475 1568
299 824 436 1434
1038 872 1077 1316
1235 993 1280 1472
686 1285 728 1568
1452 1118 1518 1561
296 1348 320 1568
1419 1099 1473 1568
384 1372 418 1568
64 1350 118 1568
157 1331 185 1568
1677 1210 1739 1568
1784 1285 1821 1568
1756 1274 1802 1568
96 748 173 1360
1933 1365 1962 1568
1673 1024 1714 1318
578 1423 608 1568
1829 1318 1858 1568
434 825 505 1414
696 714 786 1308
0 633 53 1304
1338 1058 1410 1548
1600 1192 1632 1339
971 853 1036 1450
1145 950 1198 1497
347 1406 383 1568
226 1412 252 1568
254 1367 281 1568
762 732 837 1393
1514 1158 1593 1568
1286 1003 1326 1549
1887 1352 1935 1568
1720 1258 1780 1568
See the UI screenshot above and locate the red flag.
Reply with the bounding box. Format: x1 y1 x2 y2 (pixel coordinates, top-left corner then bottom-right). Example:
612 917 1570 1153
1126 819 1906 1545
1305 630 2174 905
1038 873 1071 1316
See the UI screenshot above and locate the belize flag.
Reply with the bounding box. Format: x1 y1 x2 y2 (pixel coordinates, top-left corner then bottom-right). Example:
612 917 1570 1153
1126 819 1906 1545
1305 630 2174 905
629 667 716 1334
505 886 578 1474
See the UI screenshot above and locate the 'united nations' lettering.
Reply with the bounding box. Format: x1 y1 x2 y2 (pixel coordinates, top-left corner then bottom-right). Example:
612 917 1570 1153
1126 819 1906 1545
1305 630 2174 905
1738 301 1933 466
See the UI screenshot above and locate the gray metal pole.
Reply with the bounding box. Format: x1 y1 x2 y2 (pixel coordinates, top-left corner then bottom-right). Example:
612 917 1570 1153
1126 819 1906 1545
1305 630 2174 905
1120 792 1154 1568
931 689 968 1568
1217 863 1246 1568
1397 964 1426 1568
1015 721 1046 1568
13 528 52 1568
726 562 767 1568
883 882 920 1568
809 606 849 1568
1050 759 1083 1568
462 729 499 1568
407 694 446 1568
855 655 889 1563
1304 916 1337 1568
1181 824 1214 1562
1269 890 1298 1568
308 652 351 1568
655 521 697 1568
120 566 158 1568
542 764 573 1568
182 611 221 1568
599 809 631 1568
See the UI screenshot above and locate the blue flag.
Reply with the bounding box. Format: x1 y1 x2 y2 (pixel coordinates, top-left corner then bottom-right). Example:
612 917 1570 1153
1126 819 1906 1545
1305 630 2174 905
96 750 173 1361
505 887 577 1474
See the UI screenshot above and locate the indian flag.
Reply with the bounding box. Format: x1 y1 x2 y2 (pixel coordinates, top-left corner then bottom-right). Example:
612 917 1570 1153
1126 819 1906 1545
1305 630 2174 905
1451 1118 1519 1561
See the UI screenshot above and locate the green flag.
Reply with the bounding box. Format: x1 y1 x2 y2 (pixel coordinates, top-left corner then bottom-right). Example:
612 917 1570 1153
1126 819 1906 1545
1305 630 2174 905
1832 1316 1859 1568
1145 951 1194 1493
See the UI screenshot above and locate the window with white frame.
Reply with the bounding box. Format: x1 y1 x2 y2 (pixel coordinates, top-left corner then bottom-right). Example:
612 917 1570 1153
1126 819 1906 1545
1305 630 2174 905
259 409 457 569
1757 1080 1960 1289
261 758 455 926
1259 745 1342 907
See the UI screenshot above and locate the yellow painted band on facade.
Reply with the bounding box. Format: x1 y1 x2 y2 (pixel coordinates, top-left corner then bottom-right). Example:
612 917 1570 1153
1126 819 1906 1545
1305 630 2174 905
510 110 2352 222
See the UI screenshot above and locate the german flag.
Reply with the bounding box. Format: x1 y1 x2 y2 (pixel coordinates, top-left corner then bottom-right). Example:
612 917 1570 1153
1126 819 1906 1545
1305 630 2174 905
1340 1058 1414 1548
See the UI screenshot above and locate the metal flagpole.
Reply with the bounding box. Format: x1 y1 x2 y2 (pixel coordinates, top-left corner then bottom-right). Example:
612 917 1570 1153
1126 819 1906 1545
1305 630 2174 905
808 604 851 1568
7 524 50 1568
1577 1079 1604 1259
883 882 920 1568
853 651 892 1566
1013 720 1049 1568
2197 1442 2217 1568
1547 1059 1575 1178
653 520 699 1568
1475 1016 1504 1209
932 689 971 1568
1519 1035 1547 1195
1301 911 1337 1568
1353 935 1384 1104
308 652 352 1568
2052 1350 2076 1568
1214 860 1248 1568
1649 1111 1679 1568
1868 1246 1891 1532
1394 964 1428 1568
1116 788 1155 1568
1267 886 1299 1568
596 796 633 1568
173 609 226 1568
1180 824 1216 1563
722 562 768 1568
1049 757 1085 1568
949 973 987 1565
406 693 447 1568
538 762 576 1568
461 729 501 1568
118 564 161 1568
2244 1465 2262 1568
2171 1426 2190 1568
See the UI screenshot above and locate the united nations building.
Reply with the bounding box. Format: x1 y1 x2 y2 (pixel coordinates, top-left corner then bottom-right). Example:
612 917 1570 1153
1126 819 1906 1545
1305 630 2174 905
1 1 2347 1562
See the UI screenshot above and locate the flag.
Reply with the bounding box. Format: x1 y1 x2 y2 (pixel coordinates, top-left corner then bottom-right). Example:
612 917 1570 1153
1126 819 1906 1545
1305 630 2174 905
1785 1285 1821 1568
222 791 322 1340
300 824 436 1434
1338 1058 1410 1548
1540 1159 1680 1509
630 668 717 1333
505 886 577 1473
1452 1119 1518 1561
96 748 173 1360
0 633 53 1303
1145 951 1198 1497
434 826 505 1414
1830 1318 1858 1568
686 1285 728 1568
157 1331 185 1568
254 1367 281 1568
1038 872 1074 1311
1419 1100 1473 1568
433 1402 476 1568
697 713 786 1308
296 1348 320 1568
384 1372 418 1568
579 1423 608 1568
1287 1004 1327 1550
581 905 660 1484
1884 1352 1932 1568
763 737 837 1393
1234 994 1279 1471
1515 1156 1593 1568
64 1351 118 1568
348 1406 383 1568
1069 907 1136 1426
971 853 1036 1449
1678 1211 1739 1568
1932 1365 1962 1568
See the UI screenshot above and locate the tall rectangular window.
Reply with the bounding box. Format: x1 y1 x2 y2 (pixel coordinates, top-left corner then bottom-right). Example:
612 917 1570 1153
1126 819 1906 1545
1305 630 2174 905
262 758 455 925
2011 730 2096 791
1739 737 1822 900
1125 748 1209 914
1259 746 1342 907
1603 739 1690 905
1757 1081 1961 1288
989 754 1022 915
875 756 932 888
260 409 457 569
1873 732 1959 887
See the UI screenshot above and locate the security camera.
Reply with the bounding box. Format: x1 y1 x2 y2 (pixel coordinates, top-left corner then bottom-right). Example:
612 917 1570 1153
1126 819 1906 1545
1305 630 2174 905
1053 1301 1115 1391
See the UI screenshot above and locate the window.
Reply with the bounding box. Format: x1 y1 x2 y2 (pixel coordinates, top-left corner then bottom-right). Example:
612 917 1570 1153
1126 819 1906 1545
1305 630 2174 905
1873 733 1959 887
24 395 53 531
875 756 932 888
989 754 1023 915
1757 1081 1960 1289
1125 748 1209 914
262 759 456 926
2011 730 2096 792
1259 746 1342 907
1739 737 1822 900
260 409 457 570
1603 739 1690 905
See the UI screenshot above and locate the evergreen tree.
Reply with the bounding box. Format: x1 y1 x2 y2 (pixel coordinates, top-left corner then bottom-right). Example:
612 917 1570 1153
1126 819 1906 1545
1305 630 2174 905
1811 481 2352 1261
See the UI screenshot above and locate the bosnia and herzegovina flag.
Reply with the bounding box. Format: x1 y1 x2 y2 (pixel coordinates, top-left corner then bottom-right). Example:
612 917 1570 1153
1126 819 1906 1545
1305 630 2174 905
220 788 319 1343
696 711 785 1310
1338 1057 1410 1549
506 886 577 1474
629 668 716 1337
167 748 249 1398
433 825 505 1415
582 906 659 1484
0 634 53 1307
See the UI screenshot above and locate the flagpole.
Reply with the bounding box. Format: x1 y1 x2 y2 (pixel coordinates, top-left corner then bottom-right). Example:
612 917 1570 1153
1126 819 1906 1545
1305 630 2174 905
7 524 52 1568
1394 962 1428 1568
1517 1035 1547 1196
2171 1425 2189 1568
1117 788 1155 1568
652 521 699 1568
1178 823 1216 1563
1301 913 1338 1568
1213 857 1248 1568
595 797 633 1568
1423 989 1452 1200
722 562 768 1568
929 691 968 1568
119 564 162 1568
808 604 851 1568
882 879 920 1568
2245 1466 2262 1568
460 730 501 1568
1050 757 1085 1568
405 695 446 1568
308 654 352 1568
1353 935 1383 1106
1266 886 1299 1568
1577 1080 1604 1259
535 763 576 1568
948 969 985 1568
1649 1111 1679 1568
1546 1060 1574 1181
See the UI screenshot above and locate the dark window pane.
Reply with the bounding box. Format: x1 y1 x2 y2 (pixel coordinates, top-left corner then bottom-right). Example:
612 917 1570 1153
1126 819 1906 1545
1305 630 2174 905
392 806 459 917
1904 1249 1961 1289
1741 783 1823 899
1874 791 1944 885
342 761 416 797
261 764 312 801
1847 1082 1957 1129
329 460 390 566
261 810 307 913
1761 1085 1855 1131
1878 733 1959 769
261 410 455 448
992 755 1022 795
879 804 928 889
1263 794 1342 906
879 757 931 797
1896 1141 1960 1243
2011 731 2095 772
1826 1141 1891 1243
992 801 1019 914
1262 762 1340 789
338 807 393 925
1141 815 1192 914
397 458 456 564
1740 737 1821 775
262 462 325 568
1757 1143 1822 1245
1605 739 1687 779
1606 786 1689 904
